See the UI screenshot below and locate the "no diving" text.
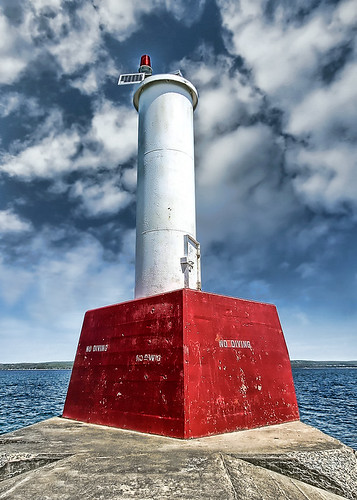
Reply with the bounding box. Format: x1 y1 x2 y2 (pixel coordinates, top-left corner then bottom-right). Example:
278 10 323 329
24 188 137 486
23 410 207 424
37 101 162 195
219 339 251 348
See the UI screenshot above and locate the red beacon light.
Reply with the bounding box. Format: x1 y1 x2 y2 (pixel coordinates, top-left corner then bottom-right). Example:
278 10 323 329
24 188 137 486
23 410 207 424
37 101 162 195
139 54 152 76
140 55 151 67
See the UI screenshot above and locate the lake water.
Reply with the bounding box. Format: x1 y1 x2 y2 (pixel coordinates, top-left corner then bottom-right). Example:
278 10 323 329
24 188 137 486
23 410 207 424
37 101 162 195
292 367 356 449
0 368 355 449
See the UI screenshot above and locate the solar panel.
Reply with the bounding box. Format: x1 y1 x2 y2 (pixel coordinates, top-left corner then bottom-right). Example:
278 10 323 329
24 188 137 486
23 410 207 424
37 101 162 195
118 73 145 85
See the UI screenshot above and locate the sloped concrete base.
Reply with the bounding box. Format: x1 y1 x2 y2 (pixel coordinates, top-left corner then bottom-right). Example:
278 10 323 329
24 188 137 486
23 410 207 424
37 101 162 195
0 418 356 499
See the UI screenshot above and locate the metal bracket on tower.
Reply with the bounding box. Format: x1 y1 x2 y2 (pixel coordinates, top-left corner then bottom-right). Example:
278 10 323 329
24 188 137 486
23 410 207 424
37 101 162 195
181 235 202 290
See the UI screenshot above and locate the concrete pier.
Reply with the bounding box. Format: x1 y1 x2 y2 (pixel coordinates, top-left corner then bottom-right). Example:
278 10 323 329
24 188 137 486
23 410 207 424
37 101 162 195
0 418 356 499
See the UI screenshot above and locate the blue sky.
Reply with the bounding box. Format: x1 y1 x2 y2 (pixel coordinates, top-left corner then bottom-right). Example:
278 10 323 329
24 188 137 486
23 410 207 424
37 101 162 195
0 0 356 362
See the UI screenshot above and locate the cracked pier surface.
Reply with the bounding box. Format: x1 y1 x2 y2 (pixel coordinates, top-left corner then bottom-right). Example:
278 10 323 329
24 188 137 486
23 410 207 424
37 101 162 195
0 418 356 499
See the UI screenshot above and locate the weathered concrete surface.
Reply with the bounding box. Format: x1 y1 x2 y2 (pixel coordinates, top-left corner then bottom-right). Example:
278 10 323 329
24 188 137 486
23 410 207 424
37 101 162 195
0 418 356 499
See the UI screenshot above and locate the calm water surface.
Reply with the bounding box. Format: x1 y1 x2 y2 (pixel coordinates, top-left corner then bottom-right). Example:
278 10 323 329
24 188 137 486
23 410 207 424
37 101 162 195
292 367 356 449
0 368 355 449
0 370 71 434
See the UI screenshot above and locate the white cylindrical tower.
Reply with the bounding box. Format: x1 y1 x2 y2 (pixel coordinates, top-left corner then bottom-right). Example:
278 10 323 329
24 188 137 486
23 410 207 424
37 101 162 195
133 72 199 298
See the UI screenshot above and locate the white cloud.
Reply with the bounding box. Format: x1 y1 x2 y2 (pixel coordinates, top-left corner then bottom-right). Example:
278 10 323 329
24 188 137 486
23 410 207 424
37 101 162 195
0 227 135 362
59 100 137 182
46 3 103 74
121 167 137 192
1 126 80 178
285 53 357 213
162 0 206 26
287 61 357 142
0 93 42 118
0 209 32 233
70 59 117 95
30 0 63 11
0 99 137 180
70 178 133 217
296 262 318 279
175 50 299 270
334 0 357 27
287 219 330 253
94 0 206 41
0 9 34 84
0 1 108 90
0 93 21 118
0 256 33 306
198 123 275 188
180 51 262 140
93 0 153 41
0 1 109 88
86 100 138 167
178 50 272 244
0 0 208 91
217 0 355 108
215 0 357 216
195 121 294 248
288 144 357 214
71 69 100 95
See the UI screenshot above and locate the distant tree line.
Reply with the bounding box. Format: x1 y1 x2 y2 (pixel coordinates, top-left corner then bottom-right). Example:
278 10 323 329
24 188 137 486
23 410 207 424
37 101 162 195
291 360 357 368
0 361 73 370
0 360 356 370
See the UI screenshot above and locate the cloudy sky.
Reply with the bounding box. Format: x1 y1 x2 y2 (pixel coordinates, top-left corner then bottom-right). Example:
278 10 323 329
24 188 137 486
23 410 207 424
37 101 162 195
1 0 356 363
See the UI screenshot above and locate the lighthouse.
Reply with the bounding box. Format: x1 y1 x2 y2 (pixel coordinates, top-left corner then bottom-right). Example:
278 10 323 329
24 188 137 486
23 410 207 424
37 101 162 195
133 57 201 298
63 56 299 438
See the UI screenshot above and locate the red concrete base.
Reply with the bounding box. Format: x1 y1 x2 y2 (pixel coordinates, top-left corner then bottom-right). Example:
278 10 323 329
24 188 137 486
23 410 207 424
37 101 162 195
63 289 299 438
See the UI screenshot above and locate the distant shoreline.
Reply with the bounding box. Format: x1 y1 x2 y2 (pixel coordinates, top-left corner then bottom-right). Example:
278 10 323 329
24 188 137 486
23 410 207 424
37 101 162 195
0 362 73 370
291 360 357 368
0 360 356 370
